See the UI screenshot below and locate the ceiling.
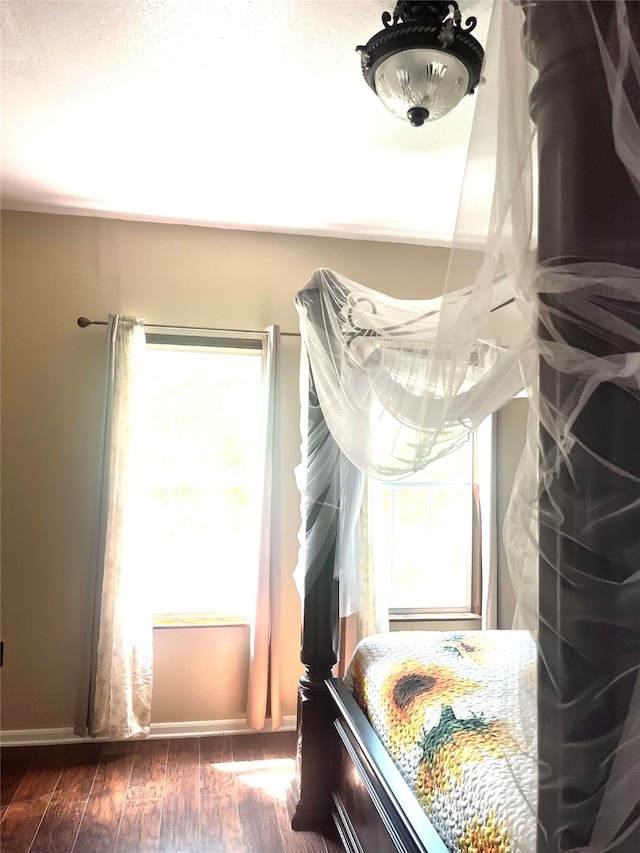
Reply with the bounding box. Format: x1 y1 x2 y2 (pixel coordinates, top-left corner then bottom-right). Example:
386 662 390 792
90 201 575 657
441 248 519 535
1 0 493 247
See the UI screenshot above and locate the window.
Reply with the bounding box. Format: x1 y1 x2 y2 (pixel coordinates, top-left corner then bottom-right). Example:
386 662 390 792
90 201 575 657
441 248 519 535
368 419 492 617
141 333 266 625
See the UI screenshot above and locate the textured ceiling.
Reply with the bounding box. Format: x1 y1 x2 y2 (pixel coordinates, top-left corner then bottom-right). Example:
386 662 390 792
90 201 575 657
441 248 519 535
1 0 493 246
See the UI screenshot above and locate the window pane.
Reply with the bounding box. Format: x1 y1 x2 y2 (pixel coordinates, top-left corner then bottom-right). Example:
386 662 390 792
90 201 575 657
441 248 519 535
369 438 475 612
142 344 264 618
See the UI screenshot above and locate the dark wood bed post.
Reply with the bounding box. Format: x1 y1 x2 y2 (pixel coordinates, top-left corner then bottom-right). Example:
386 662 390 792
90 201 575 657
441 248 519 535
291 358 341 831
523 3 640 850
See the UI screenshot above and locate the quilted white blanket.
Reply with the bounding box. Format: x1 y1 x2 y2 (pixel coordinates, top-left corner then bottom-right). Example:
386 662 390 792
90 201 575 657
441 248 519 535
344 630 537 853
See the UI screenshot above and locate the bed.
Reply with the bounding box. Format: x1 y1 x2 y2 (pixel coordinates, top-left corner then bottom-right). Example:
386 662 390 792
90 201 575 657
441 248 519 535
290 3 640 853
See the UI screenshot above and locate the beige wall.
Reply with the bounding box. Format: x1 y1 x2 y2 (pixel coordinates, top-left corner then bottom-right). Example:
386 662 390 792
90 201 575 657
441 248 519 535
497 397 529 629
1 210 459 733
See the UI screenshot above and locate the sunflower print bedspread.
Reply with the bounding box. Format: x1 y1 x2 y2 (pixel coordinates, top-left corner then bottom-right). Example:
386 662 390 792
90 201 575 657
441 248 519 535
344 630 537 853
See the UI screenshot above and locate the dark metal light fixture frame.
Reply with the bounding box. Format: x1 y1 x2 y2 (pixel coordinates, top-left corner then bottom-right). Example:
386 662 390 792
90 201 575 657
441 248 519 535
357 1 485 126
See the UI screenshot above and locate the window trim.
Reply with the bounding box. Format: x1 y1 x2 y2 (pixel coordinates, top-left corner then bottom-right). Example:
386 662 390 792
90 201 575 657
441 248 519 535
381 414 496 620
143 329 267 624
145 331 264 350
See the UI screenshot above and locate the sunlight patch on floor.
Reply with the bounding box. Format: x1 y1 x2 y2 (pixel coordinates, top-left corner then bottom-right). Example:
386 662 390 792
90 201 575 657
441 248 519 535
211 757 296 802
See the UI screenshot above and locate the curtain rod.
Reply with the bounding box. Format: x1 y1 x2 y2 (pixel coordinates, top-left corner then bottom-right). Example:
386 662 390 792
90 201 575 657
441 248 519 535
78 296 514 337
77 317 301 337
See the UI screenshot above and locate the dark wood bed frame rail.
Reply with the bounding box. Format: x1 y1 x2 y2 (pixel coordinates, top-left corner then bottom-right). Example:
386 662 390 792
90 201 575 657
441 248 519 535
328 678 448 853
292 4 640 852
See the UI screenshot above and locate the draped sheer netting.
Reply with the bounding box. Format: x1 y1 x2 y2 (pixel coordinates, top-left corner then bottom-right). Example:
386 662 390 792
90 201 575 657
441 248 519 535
294 2 640 850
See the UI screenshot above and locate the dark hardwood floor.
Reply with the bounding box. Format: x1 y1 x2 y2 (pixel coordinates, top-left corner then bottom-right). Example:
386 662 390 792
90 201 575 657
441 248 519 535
1 731 343 853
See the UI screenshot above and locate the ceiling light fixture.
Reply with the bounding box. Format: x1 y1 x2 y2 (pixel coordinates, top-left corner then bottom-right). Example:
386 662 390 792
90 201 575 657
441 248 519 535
356 1 484 127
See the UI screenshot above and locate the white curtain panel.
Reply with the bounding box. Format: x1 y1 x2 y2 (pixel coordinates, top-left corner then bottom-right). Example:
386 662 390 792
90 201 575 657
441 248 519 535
88 314 153 740
246 324 283 731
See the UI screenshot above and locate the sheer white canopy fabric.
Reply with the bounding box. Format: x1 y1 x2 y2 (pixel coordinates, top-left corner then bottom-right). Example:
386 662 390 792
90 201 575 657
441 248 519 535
296 269 526 479
295 1 640 850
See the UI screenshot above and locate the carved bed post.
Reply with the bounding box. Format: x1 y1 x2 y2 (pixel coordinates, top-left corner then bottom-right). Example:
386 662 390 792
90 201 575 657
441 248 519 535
523 3 640 850
291 357 341 831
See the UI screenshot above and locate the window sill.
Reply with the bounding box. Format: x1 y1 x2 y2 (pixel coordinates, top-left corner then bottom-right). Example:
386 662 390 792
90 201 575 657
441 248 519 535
390 612 480 622
153 614 250 629
389 612 482 632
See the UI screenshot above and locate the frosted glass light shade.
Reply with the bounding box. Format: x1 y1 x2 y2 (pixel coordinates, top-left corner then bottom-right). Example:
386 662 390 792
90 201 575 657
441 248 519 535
374 48 470 124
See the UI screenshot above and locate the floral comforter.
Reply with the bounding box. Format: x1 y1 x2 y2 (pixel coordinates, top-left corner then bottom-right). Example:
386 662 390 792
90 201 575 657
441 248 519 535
344 630 537 853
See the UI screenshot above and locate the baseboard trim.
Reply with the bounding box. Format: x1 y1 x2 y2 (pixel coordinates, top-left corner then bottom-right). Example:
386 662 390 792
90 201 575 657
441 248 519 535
1 715 297 747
